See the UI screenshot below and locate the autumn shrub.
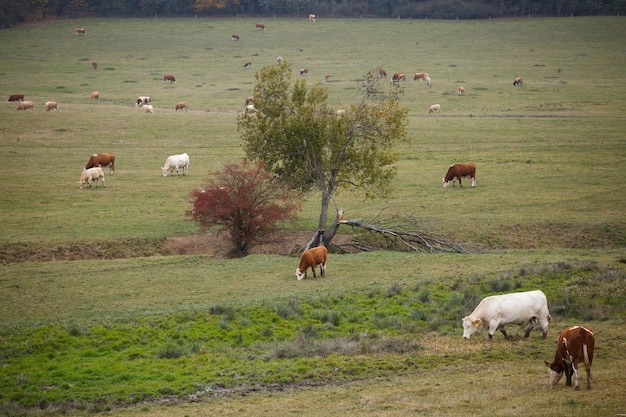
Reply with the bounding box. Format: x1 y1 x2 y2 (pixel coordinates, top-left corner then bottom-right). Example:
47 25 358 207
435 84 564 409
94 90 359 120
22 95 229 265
188 161 301 257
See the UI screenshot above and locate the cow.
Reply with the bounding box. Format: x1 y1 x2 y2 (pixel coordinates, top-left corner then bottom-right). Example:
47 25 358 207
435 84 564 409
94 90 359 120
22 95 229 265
8 94 24 102
413 72 429 81
462 290 551 340
300 68 309 76
75 28 86 35
296 244 328 280
163 74 176 83
16 101 35 110
545 326 595 390
231 34 240 41
136 96 151 107
378 68 387 78
161 153 189 177
513 76 524 86
428 104 441 114
77 167 105 189
392 72 406 82
85 153 115 175
175 102 189 111
443 163 476 188
255 23 266 30
141 104 154 113
45 101 58 111
325 74 332 81
90 91 99 101
276 56 284 65
309 13 317 22
245 96 254 106
244 62 252 69
92 61 97 69
458 86 465 95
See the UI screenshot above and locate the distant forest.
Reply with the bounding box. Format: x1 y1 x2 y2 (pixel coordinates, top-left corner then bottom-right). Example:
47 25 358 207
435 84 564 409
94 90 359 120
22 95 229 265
1 0 625 27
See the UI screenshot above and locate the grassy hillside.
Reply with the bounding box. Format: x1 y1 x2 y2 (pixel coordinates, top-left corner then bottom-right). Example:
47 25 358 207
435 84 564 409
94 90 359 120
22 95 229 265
0 16 625 417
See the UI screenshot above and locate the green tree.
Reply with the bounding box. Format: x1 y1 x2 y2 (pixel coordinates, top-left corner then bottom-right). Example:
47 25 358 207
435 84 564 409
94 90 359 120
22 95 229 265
237 62 409 245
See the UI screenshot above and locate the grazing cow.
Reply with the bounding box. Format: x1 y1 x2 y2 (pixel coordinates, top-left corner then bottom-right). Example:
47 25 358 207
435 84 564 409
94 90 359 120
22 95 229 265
8 94 24 102
392 72 406 82
231 34 240 41
85 153 115 175
300 68 309 76
77 167 105 189
462 290 551 340
16 101 35 110
458 86 465 95
175 102 189 111
427 104 441 114
309 13 317 22
90 91 99 101
545 326 595 390
413 72 429 81
245 96 254 106
136 96 151 107
425 75 431 86
141 104 154 113
244 61 252 69
443 163 476 188
325 74 332 81
75 28 86 35
276 56 283 65
513 76 524 86
163 74 176 83
92 61 97 69
161 153 189 177
45 101 58 111
379 68 387 78
295 244 328 280
255 23 266 30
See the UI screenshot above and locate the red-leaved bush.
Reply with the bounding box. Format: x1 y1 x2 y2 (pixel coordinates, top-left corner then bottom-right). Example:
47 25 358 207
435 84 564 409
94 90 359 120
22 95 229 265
188 161 301 257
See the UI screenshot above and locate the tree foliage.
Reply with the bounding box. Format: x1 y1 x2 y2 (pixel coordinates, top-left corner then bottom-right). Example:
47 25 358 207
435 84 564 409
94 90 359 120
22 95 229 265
188 161 301 257
237 62 409 241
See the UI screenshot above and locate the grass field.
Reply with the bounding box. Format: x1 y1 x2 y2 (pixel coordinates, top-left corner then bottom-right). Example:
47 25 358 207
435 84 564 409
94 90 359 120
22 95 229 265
0 16 625 417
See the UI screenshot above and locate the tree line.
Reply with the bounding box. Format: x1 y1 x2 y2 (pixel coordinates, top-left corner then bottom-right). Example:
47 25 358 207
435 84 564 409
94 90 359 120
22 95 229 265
2 0 624 27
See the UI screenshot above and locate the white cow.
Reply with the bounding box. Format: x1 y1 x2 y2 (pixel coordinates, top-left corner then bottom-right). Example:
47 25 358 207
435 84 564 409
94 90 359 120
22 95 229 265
161 153 189 177
462 290 551 340
141 104 154 113
77 167 105 189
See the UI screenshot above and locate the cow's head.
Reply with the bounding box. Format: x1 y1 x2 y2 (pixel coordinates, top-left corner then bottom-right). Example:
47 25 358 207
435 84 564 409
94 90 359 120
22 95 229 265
296 268 305 280
544 361 564 386
462 316 481 339
443 178 450 188
161 167 169 177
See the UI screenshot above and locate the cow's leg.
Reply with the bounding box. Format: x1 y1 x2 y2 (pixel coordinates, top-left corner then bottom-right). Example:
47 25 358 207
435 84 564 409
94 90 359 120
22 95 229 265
320 262 326 277
471 177 476 188
311 267 316 278
101 177 105 188
499 328 509 339
524 324 535 338
572 361 580 390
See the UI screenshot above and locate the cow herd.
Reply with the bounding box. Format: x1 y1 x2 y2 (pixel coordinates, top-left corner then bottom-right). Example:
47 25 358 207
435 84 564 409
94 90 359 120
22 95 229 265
77 151 188 189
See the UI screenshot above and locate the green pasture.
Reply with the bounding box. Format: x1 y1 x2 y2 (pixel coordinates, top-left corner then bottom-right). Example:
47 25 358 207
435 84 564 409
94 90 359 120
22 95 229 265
0 16 625 416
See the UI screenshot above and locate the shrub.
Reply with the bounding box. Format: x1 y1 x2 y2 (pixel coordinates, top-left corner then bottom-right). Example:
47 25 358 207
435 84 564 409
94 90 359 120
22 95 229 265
188 162 301 257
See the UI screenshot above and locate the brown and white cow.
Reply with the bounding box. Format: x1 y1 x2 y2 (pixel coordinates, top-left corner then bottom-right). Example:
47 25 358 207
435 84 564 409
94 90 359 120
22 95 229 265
545 326 595 390
231 34 240 41
16 101 35 110
296 244 328 280
457 86 465 95
325 74 332 81
308 13 317 22
300 68 309 76
90 91 99 101
392 72 406 82
413 72 429 81
244 61 252 69
85 153 115 175
8 94 24 102
163 74 176 83
513 76 524 86
92 61 97 69
175 102 189 111
427 104 441 114
379 68 387 78
276 56 284 65
245 96 254 106
255 23 266 30
75 27 86 35
443 163 476 188
136 96 151 107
